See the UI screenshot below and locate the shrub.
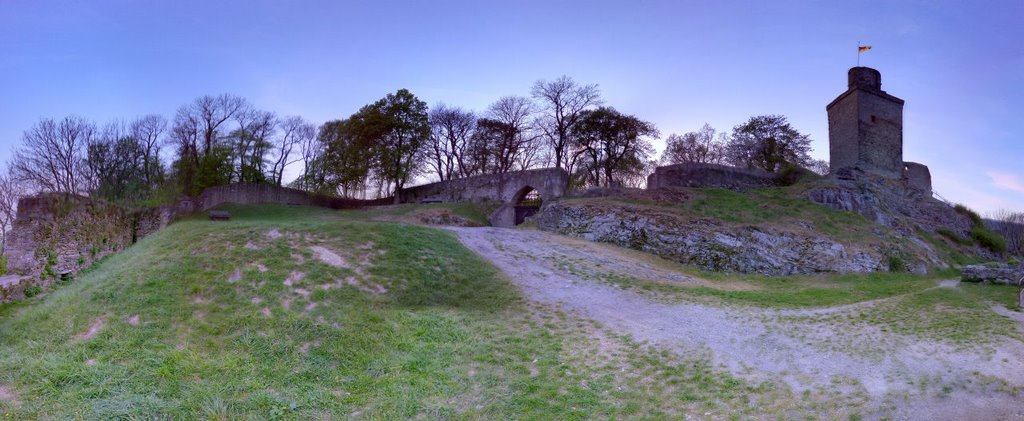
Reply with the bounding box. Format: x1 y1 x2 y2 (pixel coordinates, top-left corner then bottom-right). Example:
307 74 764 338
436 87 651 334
936 228 971 245
0 254 7 276
971 225 1008 254
888 255 906 272
24 285 42 298
953 204 983 225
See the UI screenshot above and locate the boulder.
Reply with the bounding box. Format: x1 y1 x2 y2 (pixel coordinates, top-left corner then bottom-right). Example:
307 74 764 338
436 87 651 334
961 264 1024 285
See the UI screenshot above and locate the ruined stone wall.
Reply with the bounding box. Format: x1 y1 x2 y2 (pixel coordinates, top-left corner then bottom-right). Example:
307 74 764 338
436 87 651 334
903 162 932 195
5 194 134 279
133 205 179 241
399 168 569 204
646 163 778 191
197 183 392 210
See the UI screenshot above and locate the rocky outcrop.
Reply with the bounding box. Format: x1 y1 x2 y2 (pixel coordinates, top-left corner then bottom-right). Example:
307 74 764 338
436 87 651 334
535 202 898 275
807 174 973 237
961 264 1023 285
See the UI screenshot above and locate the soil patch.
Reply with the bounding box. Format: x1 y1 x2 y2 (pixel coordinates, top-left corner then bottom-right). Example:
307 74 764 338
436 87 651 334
76 317 106 341
310 246 349 268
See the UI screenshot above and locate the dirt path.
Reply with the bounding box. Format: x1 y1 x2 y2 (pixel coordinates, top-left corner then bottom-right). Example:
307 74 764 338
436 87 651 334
450 227 1024 419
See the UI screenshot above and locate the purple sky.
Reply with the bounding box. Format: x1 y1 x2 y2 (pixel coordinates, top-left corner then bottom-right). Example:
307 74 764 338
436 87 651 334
1 0 1022 213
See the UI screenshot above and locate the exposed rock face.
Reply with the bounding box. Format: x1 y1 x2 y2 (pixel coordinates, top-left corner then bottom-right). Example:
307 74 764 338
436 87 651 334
807 174 979 245
961 264 1024 285
535 202 889 275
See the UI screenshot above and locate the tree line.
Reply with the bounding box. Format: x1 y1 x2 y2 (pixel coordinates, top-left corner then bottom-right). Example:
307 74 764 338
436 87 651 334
1 75 1021 258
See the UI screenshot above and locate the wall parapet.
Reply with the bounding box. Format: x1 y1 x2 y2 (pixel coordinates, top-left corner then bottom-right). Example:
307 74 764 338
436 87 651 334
647 163 779 191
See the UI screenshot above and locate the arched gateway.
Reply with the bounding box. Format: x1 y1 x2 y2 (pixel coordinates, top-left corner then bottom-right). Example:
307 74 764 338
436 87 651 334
398 168 569 227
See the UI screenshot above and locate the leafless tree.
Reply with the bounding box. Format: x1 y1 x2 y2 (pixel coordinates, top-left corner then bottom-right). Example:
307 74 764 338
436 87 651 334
481 96 541 174
270 116 316 186
11 116 95 194
228 109 275 183
661 124 725 165
532 76 602 171
84 120 129 193
989 209 1024 256
130 114 167 185
427 104 477 181
170 94 249 192
0 171 26 255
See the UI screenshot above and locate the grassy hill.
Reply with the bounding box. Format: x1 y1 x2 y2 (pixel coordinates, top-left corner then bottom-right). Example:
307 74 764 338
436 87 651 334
0 204 781 419
0 203 1018 419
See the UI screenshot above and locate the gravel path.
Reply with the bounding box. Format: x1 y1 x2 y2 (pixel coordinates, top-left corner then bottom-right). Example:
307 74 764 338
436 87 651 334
450 227 1024 419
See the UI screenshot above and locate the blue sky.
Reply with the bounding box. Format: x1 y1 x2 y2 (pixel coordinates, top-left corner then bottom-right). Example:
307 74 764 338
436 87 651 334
1 0 1022 213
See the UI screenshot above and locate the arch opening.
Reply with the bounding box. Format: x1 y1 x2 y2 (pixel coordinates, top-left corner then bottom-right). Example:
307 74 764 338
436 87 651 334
513 186 542 225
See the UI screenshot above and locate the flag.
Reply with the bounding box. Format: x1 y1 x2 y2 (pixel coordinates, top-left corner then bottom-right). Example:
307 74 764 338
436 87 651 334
858 45 872 53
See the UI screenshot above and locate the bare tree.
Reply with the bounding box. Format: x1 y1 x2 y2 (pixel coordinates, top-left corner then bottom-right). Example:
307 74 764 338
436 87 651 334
989 209 1024 256
427 104 476 181
130 114 167 185
532 76 602 171
270 116 316 186
11 116 95 194
481 96 541 174
661 124 725 165
171 94 249 193
0 171 25 255
228 109 275 183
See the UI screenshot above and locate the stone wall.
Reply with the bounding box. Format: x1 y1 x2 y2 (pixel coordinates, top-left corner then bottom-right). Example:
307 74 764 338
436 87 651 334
903 162 932 194
646 163 778 191
5 194 134 280
197 183 392 211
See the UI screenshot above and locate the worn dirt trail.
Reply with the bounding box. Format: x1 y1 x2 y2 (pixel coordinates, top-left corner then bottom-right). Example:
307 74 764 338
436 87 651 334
450 227 1024 420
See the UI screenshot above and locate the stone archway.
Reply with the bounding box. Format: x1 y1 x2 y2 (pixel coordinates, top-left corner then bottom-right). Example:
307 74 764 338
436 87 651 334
512 186 543 225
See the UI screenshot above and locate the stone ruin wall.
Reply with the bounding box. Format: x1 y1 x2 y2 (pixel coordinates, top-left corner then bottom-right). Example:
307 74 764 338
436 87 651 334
196 183 392 211
646 163 779 191
0 184 397 301
2 194 135 300
903 162 932 195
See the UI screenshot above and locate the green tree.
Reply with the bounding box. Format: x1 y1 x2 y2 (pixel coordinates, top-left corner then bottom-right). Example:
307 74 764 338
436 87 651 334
571 107 658 187
373 89 429 201
725 115 811 172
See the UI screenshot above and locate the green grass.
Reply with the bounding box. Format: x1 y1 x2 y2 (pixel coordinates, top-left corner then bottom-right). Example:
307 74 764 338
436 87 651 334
783 283 1022 348
596 267 949 309
0 203 831 419
350 202 497 226
686 187 874 237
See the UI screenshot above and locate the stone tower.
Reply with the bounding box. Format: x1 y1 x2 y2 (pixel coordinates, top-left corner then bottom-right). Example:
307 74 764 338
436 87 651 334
826 67 905 178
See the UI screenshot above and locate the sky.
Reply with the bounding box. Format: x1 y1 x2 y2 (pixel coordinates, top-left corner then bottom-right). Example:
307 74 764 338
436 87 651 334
1 0 1022 213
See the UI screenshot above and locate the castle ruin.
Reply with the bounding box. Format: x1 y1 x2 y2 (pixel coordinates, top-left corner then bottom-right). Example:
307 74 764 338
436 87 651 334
826 67 931 194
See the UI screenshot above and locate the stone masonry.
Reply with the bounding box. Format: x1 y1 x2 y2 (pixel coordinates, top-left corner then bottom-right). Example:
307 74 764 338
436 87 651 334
826 67 932 194
827 67 905 178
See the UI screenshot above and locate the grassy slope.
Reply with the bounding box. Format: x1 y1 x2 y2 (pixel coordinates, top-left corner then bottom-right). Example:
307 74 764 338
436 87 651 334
0 204 825 419
360 202 498 226
545 237 1021 348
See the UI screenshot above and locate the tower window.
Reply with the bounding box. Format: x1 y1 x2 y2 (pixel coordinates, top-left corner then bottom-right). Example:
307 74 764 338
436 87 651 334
870 115 878 124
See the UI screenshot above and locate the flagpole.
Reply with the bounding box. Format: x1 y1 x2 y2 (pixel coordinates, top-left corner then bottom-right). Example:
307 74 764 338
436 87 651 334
857 41 861 67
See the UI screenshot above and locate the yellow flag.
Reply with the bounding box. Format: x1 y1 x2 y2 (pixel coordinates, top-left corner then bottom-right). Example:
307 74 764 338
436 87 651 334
858 45 872 53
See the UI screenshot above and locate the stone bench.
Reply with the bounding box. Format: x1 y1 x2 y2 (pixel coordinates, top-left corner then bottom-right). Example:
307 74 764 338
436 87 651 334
208 211 231 221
